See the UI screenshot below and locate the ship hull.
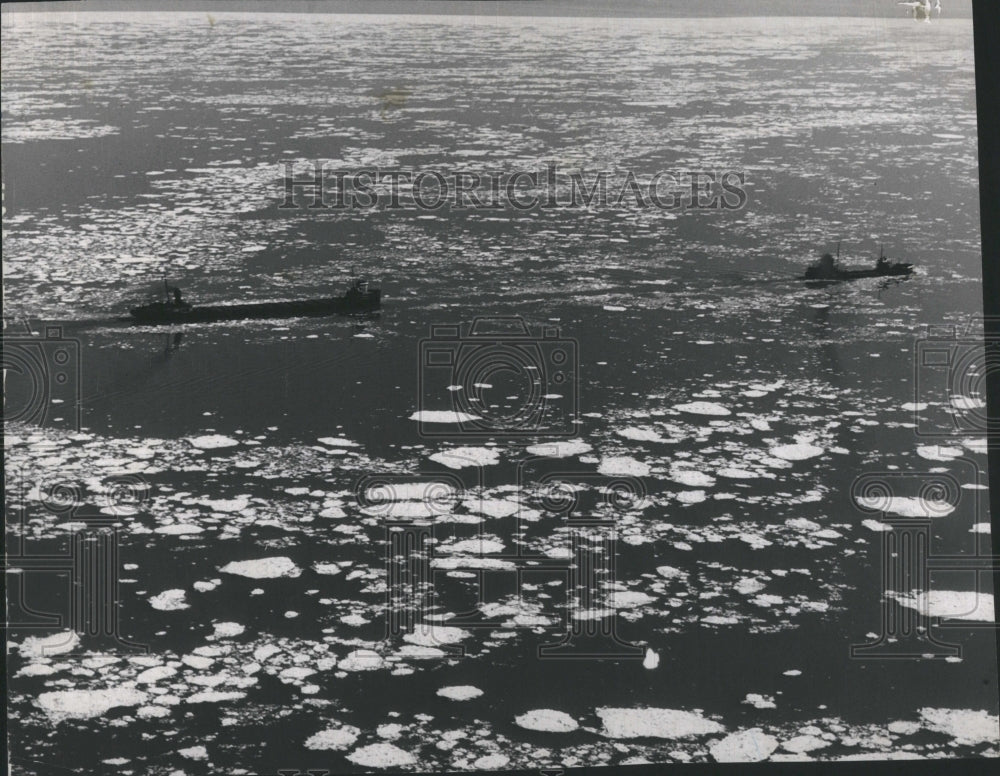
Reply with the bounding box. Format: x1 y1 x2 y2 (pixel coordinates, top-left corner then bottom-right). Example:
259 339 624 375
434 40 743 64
802 265 913 282
128 291 381 325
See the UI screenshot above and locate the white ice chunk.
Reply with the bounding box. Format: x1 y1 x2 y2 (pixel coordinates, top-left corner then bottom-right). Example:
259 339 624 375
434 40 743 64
220 557 301 579
515 709 579 732
674 402 731 417
770 443 824 461
596 707 724 739
150 589 189 611
430 447 500 469
410 410 481 424
19 631 79 659
709 728 779 762
916 445 964 462
525 440 593 458
318 437 360 448
918 707 1000 745
855 496 955 518
437 685 483 701
598 456 651 477
36 688 148 721
306 726 361 751
346 743 416 768
188 435 239 450
890 591 994 621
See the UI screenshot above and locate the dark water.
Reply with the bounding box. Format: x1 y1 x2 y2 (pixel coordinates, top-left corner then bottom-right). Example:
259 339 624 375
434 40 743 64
3 11 997 775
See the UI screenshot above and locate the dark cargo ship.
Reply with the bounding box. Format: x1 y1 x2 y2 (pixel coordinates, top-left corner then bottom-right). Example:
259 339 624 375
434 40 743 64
128 279 381 325
803 245 913 282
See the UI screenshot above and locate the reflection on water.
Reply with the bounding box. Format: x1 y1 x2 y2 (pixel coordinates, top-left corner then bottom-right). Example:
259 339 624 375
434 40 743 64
3 11 997 775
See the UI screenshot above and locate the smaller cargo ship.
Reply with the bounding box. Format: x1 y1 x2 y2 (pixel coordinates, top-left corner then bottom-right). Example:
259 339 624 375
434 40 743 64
127 278 381 325
803 244 913 282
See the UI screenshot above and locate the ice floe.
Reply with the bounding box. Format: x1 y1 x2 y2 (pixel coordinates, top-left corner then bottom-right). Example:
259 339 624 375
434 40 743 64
854 495 955 518
514 709 579 732
717 467 760 479
669 468 716 488
346 743 417 768
318 437 360 448
889 591 995 621
36 688 148 721
618 427 673 443
596 707 725 739
951 395 985 411
597 456 651 477
781 734 830 754
430 446 501 469
439 538 505 554
155 523 204 535
962 438 988 455
918 707 1000 745
410 410 482 424
403 625 470 647
432 557 516 571
202 495 251 513
211 622 245 639
916 445 964 461
525 440 593 458
437 685 483 701
305 725 361 750
187 435 240 450
610 591 657 609
674 402 731 417
339 649 387 671
676 490 707 504
220 556 302 578
473 754 510 769
709 728 779 762
18 631 79 658
149 589 189 611
770 443 824 461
